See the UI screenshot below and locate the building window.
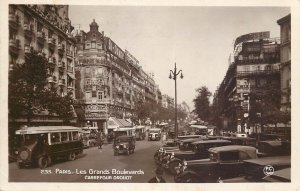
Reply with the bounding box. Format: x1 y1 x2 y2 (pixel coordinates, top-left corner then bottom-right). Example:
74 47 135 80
91 42 96 49
86 91 91 99
92 91 97 97
86 67 91 75
98 91 103 100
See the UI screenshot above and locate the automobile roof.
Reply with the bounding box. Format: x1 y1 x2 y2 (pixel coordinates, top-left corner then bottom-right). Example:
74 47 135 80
208 145 256 153
244 155 291 166
222 136 255 140
259 140 286 146
15 126 81 134
192 139 231 144
179 138 202 143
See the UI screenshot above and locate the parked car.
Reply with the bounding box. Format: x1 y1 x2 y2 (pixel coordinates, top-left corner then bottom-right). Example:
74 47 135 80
178 137 204 151
222 137 256 147
221 155 291 182
166 140 231 174
257 140 291 157
113 136 135 156
174 145 257 183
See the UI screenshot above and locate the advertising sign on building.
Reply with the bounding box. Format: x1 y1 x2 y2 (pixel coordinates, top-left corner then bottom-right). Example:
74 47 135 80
106 38 125 60
125 49 139 69
234 31 270 48
237 78 250 93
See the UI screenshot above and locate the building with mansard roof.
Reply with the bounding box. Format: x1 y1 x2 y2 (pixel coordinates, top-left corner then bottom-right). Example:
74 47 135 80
74 19 162 134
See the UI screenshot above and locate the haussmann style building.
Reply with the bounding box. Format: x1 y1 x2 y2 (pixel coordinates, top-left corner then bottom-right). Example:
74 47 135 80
9 4 77 126
74 19 161 134
214 31 282 134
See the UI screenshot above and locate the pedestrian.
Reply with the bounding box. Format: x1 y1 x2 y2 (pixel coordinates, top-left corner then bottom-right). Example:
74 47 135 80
148 167 166 183
97 132 103 149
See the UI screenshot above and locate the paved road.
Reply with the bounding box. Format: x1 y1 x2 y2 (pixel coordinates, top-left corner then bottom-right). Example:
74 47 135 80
9 139 175 183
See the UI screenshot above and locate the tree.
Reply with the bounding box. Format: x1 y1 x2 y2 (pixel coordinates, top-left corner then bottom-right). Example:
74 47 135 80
193 86 212 121
9 52 75 125
249 82 290 130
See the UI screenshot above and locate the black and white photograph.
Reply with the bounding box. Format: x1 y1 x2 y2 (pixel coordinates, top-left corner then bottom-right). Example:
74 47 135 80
1 0 300 190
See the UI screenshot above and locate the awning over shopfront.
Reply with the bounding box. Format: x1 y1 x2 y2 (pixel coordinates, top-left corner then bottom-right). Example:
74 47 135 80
107 117 132 129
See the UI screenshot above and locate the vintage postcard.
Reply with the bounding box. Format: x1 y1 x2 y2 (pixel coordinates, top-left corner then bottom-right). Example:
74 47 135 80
1 0 300 191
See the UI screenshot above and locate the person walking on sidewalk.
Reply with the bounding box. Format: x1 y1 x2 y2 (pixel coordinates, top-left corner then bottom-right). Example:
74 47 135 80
97 132 103 149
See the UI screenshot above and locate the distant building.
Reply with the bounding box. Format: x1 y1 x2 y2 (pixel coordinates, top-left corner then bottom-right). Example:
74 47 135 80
277 14 291 113
162 94 175 109
9 4 76 125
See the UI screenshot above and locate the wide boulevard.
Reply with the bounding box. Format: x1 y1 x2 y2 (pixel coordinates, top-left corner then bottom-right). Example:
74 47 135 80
9 139 174 183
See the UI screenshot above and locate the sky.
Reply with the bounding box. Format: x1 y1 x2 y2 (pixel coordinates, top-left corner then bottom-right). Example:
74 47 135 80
69 6 290 110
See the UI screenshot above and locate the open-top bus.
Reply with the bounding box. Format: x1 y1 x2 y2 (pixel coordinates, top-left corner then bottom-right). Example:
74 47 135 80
15 126 84 169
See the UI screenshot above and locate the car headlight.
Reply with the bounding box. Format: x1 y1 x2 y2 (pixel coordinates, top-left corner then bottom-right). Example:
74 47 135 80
170 152 175 159
19 150 29 160
124 145 127 148
116 146 119 149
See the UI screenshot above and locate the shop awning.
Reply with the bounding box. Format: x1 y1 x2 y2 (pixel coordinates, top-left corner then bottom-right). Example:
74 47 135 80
107 117 132 129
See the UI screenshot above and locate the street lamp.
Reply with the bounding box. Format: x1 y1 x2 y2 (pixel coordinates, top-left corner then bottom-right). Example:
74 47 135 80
169 62 183 139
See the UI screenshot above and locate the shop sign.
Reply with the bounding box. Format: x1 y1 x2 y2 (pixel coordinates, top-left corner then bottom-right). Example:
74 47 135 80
234 31 270 48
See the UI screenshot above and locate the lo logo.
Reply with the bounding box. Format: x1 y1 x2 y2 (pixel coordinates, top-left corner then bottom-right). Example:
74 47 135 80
263 165 274 176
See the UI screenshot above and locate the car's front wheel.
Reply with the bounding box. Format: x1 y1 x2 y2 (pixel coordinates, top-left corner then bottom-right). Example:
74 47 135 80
68 152 76 161
38 156 48 169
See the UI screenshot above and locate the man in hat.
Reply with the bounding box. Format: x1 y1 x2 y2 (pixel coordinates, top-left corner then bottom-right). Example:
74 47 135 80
148 167 166 183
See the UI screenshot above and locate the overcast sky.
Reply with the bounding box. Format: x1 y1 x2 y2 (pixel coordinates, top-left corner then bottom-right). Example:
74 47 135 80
69 6 290 110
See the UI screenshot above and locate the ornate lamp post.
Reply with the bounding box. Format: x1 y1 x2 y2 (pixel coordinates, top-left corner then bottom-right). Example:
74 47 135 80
169 63 184 139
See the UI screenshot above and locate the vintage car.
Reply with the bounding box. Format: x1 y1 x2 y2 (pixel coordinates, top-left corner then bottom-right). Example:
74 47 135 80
113 136 135 156
257 140 291 157
80 131 97 148
221 155 291 182
165 140 231 174
148 128 161 141
174 145 257 183
178 137 204 151
177 135 203 140
15 126 84 169
221 137 257 147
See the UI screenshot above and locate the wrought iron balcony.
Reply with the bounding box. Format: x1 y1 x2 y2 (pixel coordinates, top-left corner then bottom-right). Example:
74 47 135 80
48 37 56 49
9 13 19 31
58 44 65 55
9 39 20 55
23 23 34 37
24 45 32 55
58 61 66 69
236 69 280 77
